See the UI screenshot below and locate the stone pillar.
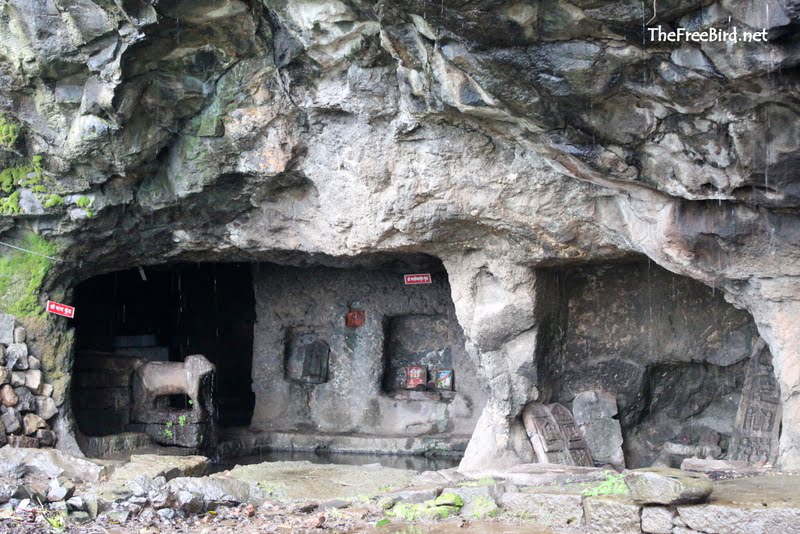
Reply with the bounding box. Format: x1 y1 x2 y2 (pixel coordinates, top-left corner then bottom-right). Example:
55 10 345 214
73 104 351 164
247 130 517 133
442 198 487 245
444 254 543 473
744 293 800 470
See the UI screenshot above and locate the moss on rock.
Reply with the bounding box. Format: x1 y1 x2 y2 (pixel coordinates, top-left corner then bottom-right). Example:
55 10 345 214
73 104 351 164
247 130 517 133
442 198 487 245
0 232 58 317
387 493 463 522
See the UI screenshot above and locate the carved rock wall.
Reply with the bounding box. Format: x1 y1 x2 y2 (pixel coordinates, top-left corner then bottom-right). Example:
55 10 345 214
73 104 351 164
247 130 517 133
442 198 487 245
0 0 797 467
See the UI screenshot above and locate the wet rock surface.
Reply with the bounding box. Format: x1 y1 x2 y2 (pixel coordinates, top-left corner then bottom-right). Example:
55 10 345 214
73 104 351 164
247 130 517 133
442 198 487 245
0 0 798 474
0 450 797 532
625 468 714 505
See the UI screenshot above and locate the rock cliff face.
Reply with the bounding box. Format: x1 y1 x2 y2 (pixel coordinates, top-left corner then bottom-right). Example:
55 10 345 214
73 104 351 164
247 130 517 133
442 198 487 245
0 1 798 468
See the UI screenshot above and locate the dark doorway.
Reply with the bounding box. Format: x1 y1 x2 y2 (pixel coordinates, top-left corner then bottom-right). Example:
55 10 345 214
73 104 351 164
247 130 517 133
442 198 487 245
73 263 256 435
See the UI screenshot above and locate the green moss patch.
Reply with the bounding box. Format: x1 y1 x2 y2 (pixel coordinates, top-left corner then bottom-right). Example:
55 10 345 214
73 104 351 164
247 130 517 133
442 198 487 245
387 493 463 522
0 114 20 148
0 232 58 317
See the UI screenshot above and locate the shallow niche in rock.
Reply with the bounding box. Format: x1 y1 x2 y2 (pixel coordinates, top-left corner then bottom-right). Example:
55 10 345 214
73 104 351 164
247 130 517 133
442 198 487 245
534 256 763 469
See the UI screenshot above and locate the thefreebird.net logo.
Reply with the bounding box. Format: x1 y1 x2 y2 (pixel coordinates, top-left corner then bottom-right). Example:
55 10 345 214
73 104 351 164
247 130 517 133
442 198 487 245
647 25 768 44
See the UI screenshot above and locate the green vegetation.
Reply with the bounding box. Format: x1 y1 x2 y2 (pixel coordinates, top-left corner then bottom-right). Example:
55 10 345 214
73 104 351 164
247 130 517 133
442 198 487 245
0 114 20 148
1 157 43 194
76 195 91 208
44 510 66 531
581 472 628 497
0 117 64 215
0 190 21 215
0 232 58 317
256 481 278 496
470 495 499 519
163 420 174 439
44 194 64 208
387 493 463 521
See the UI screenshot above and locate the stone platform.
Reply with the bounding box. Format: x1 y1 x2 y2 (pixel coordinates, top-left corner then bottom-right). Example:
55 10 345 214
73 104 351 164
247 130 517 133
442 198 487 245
215 427 470 460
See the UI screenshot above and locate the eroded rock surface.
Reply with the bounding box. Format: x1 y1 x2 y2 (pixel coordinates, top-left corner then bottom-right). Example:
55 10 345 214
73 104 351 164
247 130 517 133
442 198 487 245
0 1 798 469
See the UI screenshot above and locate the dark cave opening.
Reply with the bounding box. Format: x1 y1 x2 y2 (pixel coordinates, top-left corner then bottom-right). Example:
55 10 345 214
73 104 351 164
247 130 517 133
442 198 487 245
72 263 256 437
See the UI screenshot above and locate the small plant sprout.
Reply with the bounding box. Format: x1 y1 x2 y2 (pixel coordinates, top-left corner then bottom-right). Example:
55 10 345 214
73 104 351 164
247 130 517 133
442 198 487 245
581 472 628 497
178 414 187 426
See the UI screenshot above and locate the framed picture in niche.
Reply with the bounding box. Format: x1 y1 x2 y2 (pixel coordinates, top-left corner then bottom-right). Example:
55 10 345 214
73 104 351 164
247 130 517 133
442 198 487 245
405 366 426 389
435 369 454 390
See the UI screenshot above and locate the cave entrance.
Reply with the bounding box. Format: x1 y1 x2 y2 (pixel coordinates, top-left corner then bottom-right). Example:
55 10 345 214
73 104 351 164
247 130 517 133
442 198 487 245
535 258 780 469
72 263 256 440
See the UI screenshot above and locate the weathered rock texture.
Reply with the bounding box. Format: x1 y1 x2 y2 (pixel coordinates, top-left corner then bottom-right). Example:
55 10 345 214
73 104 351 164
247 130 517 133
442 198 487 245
0 1 798 468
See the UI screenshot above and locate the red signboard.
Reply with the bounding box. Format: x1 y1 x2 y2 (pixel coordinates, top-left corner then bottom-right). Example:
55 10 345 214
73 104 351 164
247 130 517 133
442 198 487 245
404 273 432 285
46 300 75 319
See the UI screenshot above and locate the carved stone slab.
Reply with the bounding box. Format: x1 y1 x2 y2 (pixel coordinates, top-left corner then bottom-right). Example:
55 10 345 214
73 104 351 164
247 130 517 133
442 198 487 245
522 402 593 466
549 403 594 467
522 402 573 465
728 339 782 465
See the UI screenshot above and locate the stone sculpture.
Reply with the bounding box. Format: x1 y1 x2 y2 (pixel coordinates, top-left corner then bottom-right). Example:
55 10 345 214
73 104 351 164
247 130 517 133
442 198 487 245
522 401 593 467
131 355 217 449
728 339 783 465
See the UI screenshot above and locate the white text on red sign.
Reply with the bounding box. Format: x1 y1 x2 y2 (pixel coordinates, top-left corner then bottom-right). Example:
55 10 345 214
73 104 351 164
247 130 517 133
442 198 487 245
404 273 432 285
46 300 76 319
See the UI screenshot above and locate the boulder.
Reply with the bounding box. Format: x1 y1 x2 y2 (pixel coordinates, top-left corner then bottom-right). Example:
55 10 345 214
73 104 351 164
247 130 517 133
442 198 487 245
0 482 26 504
442 483 502 519
624 468 713 505
41 384 53 397
8 435 39 448
0 368 10 385
0 447 106 482
34 396 58 420
173 489 205 513
126 475 165 497
572 390 625 470
641 506 676 534
0 384 18 407
0 345 4 367
1 407 21 433
23 370 42 395
381 487 440 505
10 372 25 387
12 327 25 344
14 387 35 412
35 429 56 447
583 496 641 533
27 356 40 371
23 413 47 435
66 496 84 511
0 314 14 345
47 478 75 502
6 344 28 371
165 476 250 510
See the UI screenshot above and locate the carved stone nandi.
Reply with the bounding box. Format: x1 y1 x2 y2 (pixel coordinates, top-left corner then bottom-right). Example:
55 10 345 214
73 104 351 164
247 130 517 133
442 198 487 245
131 354 217 449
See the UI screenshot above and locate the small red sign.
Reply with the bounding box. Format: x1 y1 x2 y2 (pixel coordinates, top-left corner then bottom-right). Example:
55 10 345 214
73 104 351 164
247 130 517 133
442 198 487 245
46 300 75 319
404 273 432 285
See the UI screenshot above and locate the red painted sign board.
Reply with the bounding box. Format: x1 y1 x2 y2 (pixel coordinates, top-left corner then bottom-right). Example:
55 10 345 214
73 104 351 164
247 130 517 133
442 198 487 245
404 273 432 285
46 300 75 319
